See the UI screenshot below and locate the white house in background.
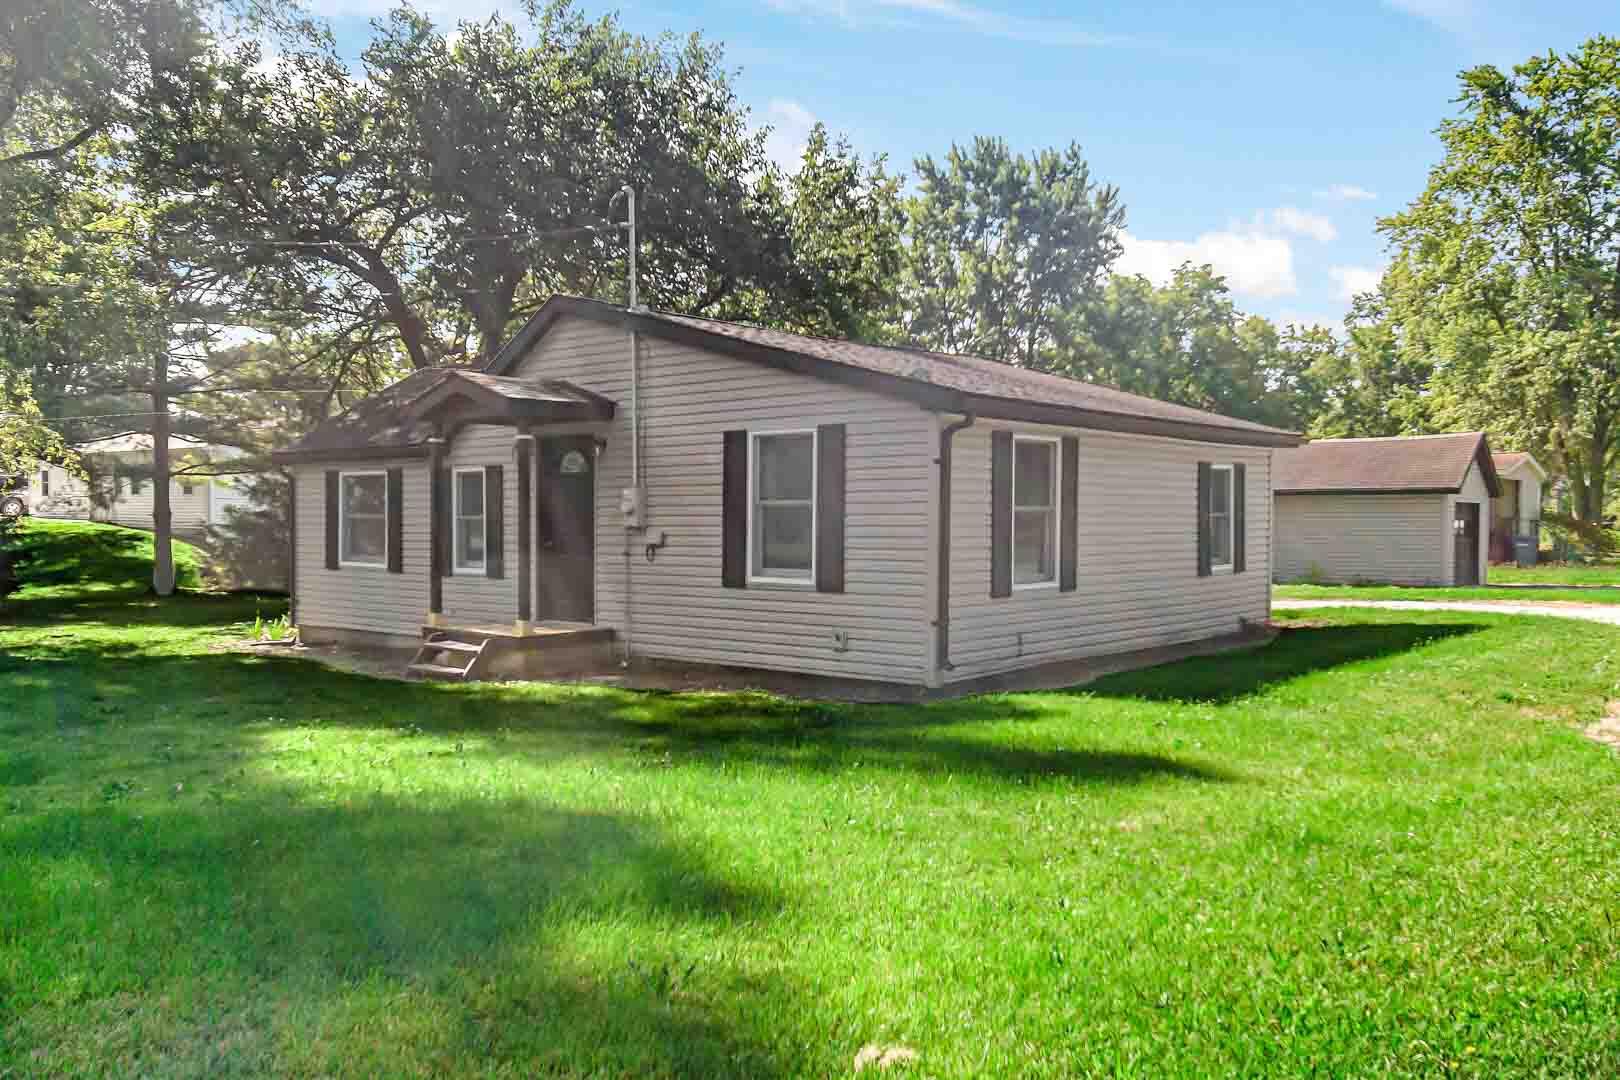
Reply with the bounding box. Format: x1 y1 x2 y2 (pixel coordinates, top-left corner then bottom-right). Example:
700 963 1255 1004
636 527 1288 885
15 432 267 534
1489 451 1547 565
1273 432 1500 587
272 293 1301 689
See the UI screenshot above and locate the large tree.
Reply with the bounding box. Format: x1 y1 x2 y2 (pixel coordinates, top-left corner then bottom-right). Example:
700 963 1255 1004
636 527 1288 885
137 2 901 373
1380 36 1620 524
1073 264 1333 431
896 137 1124 368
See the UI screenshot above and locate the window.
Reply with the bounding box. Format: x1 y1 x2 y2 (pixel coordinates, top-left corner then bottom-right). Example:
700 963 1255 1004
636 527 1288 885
453 468 486 572
1012 437 1059 587
129 475 144 496
340 471 387 566
40 469 48 496
180 480 194 495
1208 465 1233 570
750 430 815 582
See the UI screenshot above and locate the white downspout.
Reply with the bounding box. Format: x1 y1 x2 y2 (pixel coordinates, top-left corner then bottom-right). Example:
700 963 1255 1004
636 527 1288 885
610 185 644 666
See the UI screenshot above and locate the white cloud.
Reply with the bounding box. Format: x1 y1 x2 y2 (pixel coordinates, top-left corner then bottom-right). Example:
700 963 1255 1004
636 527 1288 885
1383 0 1474 27
767 0 1132 47
1114 206 1339 300
1270 206 1336 243
762 99 818 173
1316 183 1378 202
1329 264 1384 301
1116 226 1298 299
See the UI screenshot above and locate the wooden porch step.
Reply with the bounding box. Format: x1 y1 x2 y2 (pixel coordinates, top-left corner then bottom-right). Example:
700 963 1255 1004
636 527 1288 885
424 639 482 654
406 630 489 680
407 662 475 679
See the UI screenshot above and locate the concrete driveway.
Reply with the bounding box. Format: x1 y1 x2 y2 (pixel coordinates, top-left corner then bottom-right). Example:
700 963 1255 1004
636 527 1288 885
1273 597 1620 626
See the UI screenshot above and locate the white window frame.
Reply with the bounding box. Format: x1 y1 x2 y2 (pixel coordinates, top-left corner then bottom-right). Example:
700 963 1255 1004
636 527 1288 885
1208 464 1234 574
451 466 489 574
338 469 388 569
1011 434 1061 591
747 428 817 587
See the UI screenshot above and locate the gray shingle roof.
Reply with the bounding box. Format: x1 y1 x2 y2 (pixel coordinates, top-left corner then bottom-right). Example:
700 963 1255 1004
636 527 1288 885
644 308 1296 440
1275 432 1500 495
276 369 611 460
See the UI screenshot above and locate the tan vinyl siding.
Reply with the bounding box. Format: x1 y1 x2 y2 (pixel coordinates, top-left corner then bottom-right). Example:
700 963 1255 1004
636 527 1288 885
513 315 936 683
1274 492 1447 586
944 423 1272 682
292 460 431 637
441 425 521 629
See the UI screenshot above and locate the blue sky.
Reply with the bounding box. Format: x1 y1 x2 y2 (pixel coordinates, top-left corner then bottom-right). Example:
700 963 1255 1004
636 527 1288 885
309 0 1607 331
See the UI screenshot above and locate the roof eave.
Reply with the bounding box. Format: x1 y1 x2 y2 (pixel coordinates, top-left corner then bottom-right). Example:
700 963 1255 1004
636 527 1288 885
493 296 1302 448
1276 486 1462 496
270 444 430 465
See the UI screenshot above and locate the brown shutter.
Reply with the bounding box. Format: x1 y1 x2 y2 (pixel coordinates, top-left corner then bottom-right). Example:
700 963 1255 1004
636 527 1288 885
990 430 1013 598
722 429 747 588
1196 461 1212 577
485 464 505 579
1233 461 1247 574
1060 436 1078 592
385 467 403 574
435 466 452 578
324 470 340 570
816 423 846 593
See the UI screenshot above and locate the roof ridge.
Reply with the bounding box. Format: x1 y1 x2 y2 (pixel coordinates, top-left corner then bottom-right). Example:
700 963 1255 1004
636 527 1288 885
1304 431 1484 444
646 306 1289 434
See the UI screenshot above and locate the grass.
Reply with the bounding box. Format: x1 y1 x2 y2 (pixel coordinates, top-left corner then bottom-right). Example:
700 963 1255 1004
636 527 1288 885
4 523 1620 1075
1275 581 1620 605
4 517 206 601
1489 561 1620 587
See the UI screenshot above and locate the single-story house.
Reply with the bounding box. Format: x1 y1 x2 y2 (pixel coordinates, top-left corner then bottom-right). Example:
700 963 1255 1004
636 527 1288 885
1489 451 1548 565
13 432 267 537
1273 432 1500 587
272 294 1300 688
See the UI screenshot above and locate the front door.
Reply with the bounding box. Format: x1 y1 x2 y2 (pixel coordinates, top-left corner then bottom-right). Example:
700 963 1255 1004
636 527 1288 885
536 436 596 622
1453 503 1480 585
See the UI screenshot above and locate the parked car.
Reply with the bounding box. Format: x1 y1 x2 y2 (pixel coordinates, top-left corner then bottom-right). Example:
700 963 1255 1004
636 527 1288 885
0 473 26 517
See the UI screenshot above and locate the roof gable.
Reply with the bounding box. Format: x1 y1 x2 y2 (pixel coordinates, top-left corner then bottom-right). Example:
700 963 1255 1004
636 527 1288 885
1492 451 1548 483
1275 433 1501 497
490 295 1302 449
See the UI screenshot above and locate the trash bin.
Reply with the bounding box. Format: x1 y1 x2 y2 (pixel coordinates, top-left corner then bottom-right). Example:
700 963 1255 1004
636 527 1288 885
1512 536 1537 567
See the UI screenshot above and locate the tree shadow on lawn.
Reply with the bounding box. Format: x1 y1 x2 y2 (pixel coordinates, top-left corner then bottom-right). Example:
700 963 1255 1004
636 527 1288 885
1084 621 1486 705
3 639 1233 788
5 784 801 1076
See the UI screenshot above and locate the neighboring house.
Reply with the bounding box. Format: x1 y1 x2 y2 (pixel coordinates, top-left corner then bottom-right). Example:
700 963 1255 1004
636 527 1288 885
272 294 1300 688
17 432 266 536
1273 432 1500 587
1489 451 1547 565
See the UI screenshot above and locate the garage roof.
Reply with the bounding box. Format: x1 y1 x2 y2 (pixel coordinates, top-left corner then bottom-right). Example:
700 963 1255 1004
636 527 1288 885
1274 432 1501 497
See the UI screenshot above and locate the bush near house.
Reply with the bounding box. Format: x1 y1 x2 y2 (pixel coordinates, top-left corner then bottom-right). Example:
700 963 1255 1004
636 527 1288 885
3 524 1619 1075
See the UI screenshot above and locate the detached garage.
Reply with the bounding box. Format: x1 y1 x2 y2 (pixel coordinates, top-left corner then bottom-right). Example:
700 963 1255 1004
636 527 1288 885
1273 432 1500 587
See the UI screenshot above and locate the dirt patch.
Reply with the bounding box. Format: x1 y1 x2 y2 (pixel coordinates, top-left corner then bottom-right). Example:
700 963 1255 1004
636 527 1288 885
1582 702 1620 749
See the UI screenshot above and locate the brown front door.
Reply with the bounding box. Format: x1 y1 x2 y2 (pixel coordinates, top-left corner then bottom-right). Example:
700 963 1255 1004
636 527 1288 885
536 436 596 622
1453 503 1480 585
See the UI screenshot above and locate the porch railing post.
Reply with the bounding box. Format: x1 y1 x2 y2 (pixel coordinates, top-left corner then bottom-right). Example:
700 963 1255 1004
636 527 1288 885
427 434 446 626
515 431 535 633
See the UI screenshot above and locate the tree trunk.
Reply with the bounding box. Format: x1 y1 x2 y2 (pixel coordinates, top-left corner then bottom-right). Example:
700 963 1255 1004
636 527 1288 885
1577 413 1612 525
150 353 175 597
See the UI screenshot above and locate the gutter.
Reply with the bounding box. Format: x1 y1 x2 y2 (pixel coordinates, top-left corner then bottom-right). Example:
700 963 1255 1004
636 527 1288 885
934 412 975 676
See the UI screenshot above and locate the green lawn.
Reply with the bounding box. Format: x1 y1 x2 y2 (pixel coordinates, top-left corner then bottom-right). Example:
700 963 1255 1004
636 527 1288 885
4 524 1620 1075
1275 581 1620 605
1490 561 1620 587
